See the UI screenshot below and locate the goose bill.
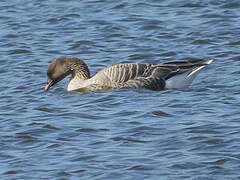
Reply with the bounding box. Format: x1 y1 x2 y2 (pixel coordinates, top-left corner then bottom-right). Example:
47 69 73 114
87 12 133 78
45 80 54 91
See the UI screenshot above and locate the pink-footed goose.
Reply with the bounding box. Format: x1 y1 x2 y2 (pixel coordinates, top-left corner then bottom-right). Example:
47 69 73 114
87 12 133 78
45 57 213 92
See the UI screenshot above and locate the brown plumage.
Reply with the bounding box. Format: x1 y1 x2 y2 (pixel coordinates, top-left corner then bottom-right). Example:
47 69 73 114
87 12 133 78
45 57 213 93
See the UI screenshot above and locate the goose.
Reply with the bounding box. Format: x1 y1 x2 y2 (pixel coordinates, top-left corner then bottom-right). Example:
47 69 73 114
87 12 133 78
44 57 213 93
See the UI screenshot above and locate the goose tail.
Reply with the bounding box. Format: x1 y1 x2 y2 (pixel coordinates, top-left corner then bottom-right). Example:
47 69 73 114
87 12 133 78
165 59 213 89
187 59 213 77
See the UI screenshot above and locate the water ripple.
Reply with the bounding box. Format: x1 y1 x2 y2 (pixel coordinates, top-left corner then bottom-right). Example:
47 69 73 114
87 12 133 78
0 0 239 179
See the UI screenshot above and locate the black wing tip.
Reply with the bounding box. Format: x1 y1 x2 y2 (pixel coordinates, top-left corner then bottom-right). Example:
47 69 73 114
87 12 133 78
163 58 213 65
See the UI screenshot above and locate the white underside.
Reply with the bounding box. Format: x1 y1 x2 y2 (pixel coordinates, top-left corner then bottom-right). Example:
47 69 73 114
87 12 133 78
165 66 206 89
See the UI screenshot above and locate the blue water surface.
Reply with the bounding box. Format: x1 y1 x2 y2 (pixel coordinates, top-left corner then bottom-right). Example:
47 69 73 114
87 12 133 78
0 0 240 179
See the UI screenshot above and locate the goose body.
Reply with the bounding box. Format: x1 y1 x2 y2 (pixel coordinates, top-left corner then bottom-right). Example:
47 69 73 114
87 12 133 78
45 57 213 93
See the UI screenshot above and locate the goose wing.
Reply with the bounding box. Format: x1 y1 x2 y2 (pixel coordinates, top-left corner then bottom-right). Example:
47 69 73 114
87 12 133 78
102 63 152 83
160 59 213 79
102 63 179 90
98 59 212 90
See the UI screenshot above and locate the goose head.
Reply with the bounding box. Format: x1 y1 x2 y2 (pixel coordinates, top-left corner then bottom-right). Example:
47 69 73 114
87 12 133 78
45 57 90 91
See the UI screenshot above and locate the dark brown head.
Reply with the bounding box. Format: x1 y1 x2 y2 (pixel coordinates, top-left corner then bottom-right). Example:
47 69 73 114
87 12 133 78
45 57 90 91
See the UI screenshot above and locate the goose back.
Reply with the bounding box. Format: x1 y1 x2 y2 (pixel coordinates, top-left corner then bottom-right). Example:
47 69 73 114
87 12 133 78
95 63 174 90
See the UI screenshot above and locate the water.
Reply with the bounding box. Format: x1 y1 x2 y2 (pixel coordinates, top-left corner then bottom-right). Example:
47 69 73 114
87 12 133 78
1 0 240 179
